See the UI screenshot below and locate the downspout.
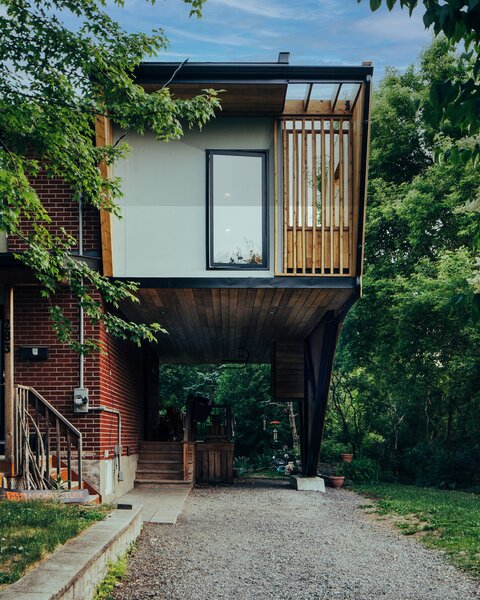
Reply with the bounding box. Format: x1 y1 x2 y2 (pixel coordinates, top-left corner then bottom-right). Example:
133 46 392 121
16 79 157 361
78 198 84 388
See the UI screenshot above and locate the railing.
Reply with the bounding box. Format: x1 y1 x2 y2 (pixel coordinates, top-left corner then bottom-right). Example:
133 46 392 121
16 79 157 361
13 385 83 490
184 398 234 443
275 116 354 276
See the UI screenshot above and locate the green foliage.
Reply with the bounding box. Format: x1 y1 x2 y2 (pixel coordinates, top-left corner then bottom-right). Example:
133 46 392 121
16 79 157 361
0 0 219 351
158 364 297 460
344 458 380 484
326 39 480 489
356 483 480 577
93 543 135 600
359 1 480 167
0 501 108 584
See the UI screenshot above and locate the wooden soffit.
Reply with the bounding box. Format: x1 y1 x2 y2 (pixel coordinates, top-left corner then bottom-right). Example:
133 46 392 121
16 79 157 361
142 83 287 116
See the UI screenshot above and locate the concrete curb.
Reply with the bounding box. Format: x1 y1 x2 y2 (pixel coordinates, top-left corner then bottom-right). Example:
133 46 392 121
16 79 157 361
0 505 143 600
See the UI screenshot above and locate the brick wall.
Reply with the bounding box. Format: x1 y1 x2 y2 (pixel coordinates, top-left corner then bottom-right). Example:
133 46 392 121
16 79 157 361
13 287 145 460
8 169 100 256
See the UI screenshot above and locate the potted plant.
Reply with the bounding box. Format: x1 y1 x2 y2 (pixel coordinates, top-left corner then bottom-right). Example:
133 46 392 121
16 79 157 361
328 464 345 488
233 456 249 478
340 446 353 463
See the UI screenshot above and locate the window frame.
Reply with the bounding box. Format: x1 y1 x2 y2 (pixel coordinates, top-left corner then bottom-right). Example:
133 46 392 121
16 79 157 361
206 149 269 270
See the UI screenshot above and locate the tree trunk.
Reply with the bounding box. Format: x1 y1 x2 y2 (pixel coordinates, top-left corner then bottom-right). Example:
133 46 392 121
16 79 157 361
287 402 299 452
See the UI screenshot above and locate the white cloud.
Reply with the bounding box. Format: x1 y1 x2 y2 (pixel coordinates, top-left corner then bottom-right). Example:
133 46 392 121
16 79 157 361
207 0 309 20
352 8 432 43
167 26 257 47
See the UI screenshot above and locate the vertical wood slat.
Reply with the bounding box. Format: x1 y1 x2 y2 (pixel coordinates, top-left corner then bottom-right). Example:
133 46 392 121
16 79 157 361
339 119 344 273
329 118 335 273
274 119 278 274
292 118 298 272
283 121 289 273
277 117 353 276
301 119 307 273
312 118 317 273
321 120 326 274
348 120 354 274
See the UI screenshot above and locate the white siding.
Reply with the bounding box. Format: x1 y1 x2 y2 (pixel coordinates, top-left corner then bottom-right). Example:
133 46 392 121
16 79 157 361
113 118 275 278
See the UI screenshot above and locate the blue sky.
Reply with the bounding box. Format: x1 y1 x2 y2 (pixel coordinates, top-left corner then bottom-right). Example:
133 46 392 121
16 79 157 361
107 0 434 80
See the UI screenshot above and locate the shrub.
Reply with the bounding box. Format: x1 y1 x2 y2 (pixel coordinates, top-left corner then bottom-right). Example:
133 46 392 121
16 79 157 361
320 439 348 462
345 457 380 484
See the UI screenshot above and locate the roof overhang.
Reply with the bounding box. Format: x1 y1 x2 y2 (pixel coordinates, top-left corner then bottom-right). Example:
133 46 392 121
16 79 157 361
134 61 373 116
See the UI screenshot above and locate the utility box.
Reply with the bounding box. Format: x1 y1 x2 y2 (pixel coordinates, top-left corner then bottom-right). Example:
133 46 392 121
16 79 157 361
73 388 89 413
19 346 48 360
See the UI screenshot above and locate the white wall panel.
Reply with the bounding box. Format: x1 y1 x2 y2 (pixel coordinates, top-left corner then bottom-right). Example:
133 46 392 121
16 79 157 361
112 118 274 278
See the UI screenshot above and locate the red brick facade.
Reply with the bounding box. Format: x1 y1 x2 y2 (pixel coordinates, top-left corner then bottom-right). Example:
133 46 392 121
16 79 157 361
8 168 100 256
11 170 147 465
13 287 145 460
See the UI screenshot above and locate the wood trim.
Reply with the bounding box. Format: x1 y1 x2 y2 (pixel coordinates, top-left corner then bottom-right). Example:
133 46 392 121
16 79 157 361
94 115 114 277
4 287 14 471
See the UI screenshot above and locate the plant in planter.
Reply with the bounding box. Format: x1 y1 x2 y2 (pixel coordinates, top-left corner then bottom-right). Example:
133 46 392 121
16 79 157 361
233 456 250 478
327 464 346 488
340 446 354 463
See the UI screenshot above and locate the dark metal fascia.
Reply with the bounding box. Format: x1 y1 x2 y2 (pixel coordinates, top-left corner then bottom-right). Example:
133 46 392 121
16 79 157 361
355 74 373 297
110 276 357 290
135 63 374 85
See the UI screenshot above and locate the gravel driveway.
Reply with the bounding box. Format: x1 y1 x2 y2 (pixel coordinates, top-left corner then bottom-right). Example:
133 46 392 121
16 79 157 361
112 480 480 600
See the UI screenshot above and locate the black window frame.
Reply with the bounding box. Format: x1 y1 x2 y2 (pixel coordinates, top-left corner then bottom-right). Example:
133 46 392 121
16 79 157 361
206 149 269 270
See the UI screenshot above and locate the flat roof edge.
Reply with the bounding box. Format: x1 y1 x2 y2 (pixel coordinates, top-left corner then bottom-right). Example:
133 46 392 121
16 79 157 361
134 62 374 85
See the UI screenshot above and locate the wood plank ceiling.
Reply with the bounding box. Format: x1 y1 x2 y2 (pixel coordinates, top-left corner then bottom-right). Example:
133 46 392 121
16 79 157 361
143 83 287 115
120 287 353 364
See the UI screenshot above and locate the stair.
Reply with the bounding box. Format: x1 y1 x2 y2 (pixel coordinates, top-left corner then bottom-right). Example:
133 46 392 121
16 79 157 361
135 442 189 487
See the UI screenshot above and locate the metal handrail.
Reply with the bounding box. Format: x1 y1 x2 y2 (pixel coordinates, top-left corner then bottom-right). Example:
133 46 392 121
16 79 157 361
13 385 83 490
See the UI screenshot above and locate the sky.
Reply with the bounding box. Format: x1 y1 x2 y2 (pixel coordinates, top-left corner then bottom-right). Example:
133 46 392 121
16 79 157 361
106 0 435 80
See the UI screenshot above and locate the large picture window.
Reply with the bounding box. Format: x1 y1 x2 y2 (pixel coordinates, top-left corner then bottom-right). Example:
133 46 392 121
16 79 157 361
207 150 268 269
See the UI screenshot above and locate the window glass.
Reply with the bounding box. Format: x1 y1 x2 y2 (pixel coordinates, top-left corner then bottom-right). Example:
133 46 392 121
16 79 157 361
209 152 266 268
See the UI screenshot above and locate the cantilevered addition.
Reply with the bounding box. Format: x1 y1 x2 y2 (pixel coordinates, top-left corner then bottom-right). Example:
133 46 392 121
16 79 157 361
106 55 373 479
0 54 372 500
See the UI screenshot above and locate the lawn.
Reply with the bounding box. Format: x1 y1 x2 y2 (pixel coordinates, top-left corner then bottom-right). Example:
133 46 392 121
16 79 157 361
355 483 480 578
0 500 109 586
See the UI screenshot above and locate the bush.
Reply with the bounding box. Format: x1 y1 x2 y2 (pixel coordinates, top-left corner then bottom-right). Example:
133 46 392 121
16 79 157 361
345 457 380 484
320 439 348 462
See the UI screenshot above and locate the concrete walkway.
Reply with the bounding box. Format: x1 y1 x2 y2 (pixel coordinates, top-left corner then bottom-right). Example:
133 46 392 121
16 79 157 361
118 484 191 524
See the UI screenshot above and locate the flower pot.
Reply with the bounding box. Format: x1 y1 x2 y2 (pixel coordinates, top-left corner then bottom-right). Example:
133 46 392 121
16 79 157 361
233 467 245 478
328 475 345 488
341 453 353 463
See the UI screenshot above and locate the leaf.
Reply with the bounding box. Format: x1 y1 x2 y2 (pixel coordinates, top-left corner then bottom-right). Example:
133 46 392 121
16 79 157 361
370 0 382 10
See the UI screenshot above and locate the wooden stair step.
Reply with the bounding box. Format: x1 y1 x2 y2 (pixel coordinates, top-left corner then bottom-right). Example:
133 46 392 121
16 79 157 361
135 479 191 486
136 471 183 480
137 465 183 473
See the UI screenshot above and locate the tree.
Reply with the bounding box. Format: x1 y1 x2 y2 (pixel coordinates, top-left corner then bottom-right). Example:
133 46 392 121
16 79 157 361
330 39 480 486
0 0 220 351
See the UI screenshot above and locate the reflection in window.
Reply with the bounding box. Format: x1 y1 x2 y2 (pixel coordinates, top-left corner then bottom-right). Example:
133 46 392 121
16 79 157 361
208 151 267 268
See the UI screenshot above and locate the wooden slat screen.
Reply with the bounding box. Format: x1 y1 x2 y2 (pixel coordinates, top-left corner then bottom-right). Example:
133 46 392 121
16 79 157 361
277 117 352 275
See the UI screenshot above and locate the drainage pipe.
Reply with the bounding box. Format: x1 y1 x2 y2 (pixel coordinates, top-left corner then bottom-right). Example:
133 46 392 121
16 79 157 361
78 198 85 388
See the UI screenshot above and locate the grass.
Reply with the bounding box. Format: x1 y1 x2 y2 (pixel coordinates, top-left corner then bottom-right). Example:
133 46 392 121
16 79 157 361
246 469 289 479
0 500 109 586
93 545 134 600
355 483 480 578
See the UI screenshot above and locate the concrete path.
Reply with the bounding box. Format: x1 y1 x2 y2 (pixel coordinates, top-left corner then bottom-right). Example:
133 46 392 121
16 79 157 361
118 484 191 524
113 480 480 600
